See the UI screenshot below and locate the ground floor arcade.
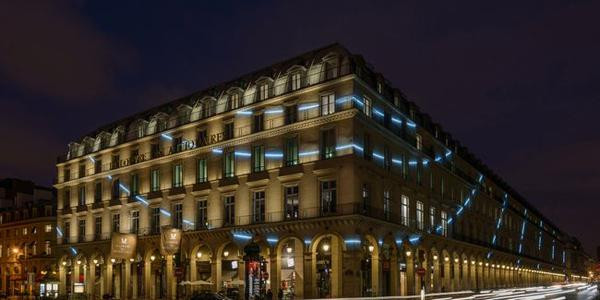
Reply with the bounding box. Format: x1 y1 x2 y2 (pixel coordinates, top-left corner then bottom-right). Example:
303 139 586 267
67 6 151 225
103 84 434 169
55 217 581 299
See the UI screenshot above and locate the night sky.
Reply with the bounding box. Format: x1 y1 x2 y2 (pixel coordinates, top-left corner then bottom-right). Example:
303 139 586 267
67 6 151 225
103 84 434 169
1 1 598 255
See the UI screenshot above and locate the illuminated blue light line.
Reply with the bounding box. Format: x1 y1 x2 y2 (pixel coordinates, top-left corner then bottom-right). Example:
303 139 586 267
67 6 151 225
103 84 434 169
445 150 452 158
135 195 149 206
160 209 171 217
456 206 464 216
212 148 223 154
408 160 417 165
391 117 402 125
264 109 283 114
236 110 253 115
88 156 96 163
299 150 319 157
352 97 364 106
161 133 173 141
234 151 251 157
70 247 78 255
119 184 130 195
266 238 278 244
422 159 429 166
447 217 454 224
464 197 471 206
56 227 63 237
183 219 195 226
492 235 497 244
298 103 319 111
434 156 442 162
373 109 385 117
107 175 113 180
265 152 284 158
233 233 252 240
373 152 384 160
392 158 402 165
406 121 416 128
409 235 421 244
335 144 353 151
344 239 361 244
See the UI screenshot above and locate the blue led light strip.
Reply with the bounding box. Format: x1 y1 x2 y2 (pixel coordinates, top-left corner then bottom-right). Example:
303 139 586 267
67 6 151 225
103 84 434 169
487 193 509 259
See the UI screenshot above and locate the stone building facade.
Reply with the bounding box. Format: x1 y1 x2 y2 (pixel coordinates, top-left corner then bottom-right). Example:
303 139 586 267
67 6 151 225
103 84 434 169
54 44 590 299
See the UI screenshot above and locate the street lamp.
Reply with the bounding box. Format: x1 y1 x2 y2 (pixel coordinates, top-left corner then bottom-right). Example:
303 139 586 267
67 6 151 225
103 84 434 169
150 255 156 262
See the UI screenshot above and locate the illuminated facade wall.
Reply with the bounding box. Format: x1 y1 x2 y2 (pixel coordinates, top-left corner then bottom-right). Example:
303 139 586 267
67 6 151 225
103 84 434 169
53 44 589 299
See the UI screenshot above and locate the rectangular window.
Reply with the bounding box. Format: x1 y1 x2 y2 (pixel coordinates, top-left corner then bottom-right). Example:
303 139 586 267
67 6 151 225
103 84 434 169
320 93 335 116
45 224 52 233
253 113 264 133
94 182 102 203
131 210 139 234
112 214 120 233
78 186 86 206
172 164 183 188
64 222 70 242
223 149 235 178
320 128 336 160
130 173 139 196
284 186 299 220
259 83 269 100
63 169 70 181
384 145 391 171
401 195 409 226
320 180 337 215
94 216 102 239
45 240 51 255
291 73 301 91
172 136 183 153
111 154 120 170
402 154 408 180
253 191 266 223
150 169 160 192
417 161 423 185
416 201 424 230
430 206 436 229
196 158 208 183
361 184 370 212
252 145 265 172
224 122 234 140
224 196 235 226
151 207 160 234
79 164 86 178
285 104 297 125
441 211 448 237
363 134 372 160
78 219 85 241
94 159 102 174
441 176 445 197
416 134 423 150
197 199 208 229
173 203 183 229
383 189 391 220
112 179 120 199
284 136 299 166
363 96 372 117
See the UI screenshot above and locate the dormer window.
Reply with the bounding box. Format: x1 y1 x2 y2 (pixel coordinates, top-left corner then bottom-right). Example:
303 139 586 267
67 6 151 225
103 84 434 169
377 82 383 94
228 93 240 111
291 73 301 91
259 83 269 101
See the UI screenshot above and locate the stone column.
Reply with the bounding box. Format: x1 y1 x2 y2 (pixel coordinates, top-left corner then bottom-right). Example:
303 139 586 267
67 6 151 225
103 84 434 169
88 262 96 299
165 255 174 300
59 265 66 296
406 252 415 295
105 262 113 297
132 263 138 299
143 260 152 299
341 250 361 297
122 261 131 299
390 253 399 296
303 251 313 299
433 257 441 292
269 253 279 297
211 259 220 292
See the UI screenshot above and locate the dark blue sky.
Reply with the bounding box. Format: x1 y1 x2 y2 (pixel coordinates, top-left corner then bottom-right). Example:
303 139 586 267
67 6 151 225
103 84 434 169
1 1 598 255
